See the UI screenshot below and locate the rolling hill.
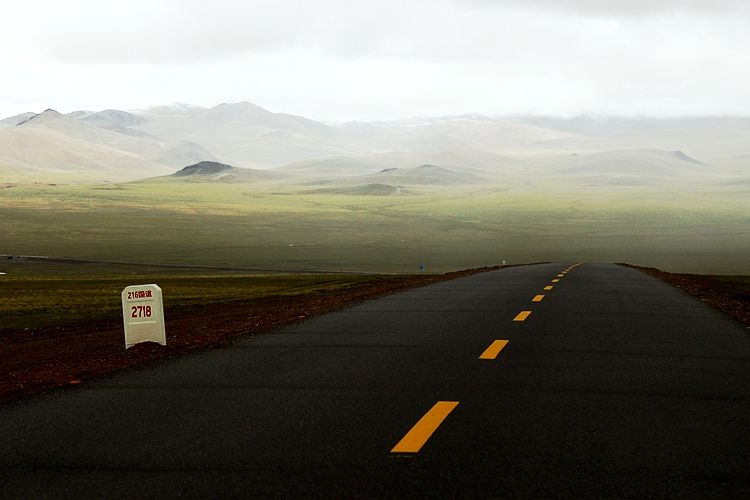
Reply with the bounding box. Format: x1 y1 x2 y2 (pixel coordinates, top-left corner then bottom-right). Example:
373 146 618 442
0 124 170 182
534 149 710 186
336 114 575 154
144 161 287 183
356 164 486 186
0 112 37 127
133 102 360 168
1 102 748 187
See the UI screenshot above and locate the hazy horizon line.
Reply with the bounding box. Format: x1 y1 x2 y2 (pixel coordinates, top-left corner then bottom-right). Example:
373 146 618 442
5 101 750 125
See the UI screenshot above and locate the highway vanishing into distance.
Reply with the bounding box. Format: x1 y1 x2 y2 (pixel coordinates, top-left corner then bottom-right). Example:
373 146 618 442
1 263 748 498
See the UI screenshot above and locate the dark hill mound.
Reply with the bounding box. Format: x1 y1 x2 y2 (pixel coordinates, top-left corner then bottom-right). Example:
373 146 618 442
147 161 287 183
173 161 233 177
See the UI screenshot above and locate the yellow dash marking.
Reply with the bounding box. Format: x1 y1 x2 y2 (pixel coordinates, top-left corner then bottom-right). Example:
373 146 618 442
532 295 545 302
391 401 459 453
513 310 532 321
479 340 509 359
551 279 560 283
544 286 553 291
557 274 564 277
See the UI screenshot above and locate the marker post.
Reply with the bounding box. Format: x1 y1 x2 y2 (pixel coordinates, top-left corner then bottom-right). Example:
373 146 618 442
121 284 166 349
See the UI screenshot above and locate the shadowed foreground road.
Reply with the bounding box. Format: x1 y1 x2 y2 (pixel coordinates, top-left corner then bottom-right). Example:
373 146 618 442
1 263 748 498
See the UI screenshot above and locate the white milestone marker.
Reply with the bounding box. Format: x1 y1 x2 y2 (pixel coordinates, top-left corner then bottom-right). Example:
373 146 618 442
121 284 166 349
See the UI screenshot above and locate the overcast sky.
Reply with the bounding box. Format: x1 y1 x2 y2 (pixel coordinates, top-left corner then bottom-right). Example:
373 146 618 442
2 0 749 121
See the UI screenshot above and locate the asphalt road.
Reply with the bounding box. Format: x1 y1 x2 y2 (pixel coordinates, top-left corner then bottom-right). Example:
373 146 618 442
1 263 749 498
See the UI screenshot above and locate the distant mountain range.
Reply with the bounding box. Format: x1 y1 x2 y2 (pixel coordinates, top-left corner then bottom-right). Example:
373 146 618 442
1 101 747 186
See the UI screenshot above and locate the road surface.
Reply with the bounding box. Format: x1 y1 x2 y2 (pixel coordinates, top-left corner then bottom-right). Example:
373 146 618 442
0 263 748 498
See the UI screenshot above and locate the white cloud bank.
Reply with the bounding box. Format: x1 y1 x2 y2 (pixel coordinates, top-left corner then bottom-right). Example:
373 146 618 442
1 0 749 121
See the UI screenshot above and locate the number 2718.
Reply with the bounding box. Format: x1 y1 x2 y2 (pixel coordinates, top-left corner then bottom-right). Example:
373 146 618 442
131 305 152 318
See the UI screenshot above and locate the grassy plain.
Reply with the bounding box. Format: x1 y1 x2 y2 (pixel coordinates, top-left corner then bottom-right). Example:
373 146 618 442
0 269 401 331
1 180 748 274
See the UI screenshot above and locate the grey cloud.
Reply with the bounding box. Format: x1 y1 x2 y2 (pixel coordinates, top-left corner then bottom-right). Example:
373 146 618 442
30 0 750 66
459 0 750 16
6 0 749 119
35 0 439 64
34 0 311 63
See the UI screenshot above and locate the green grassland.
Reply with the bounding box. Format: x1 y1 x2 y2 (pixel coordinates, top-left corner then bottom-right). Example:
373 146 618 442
0 271 399 331
1 180 748 275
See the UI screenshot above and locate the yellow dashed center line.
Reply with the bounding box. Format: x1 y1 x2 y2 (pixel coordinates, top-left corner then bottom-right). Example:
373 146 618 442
394 262 584 455
391 401 459 453
513 310 532 321
479 340 509 359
